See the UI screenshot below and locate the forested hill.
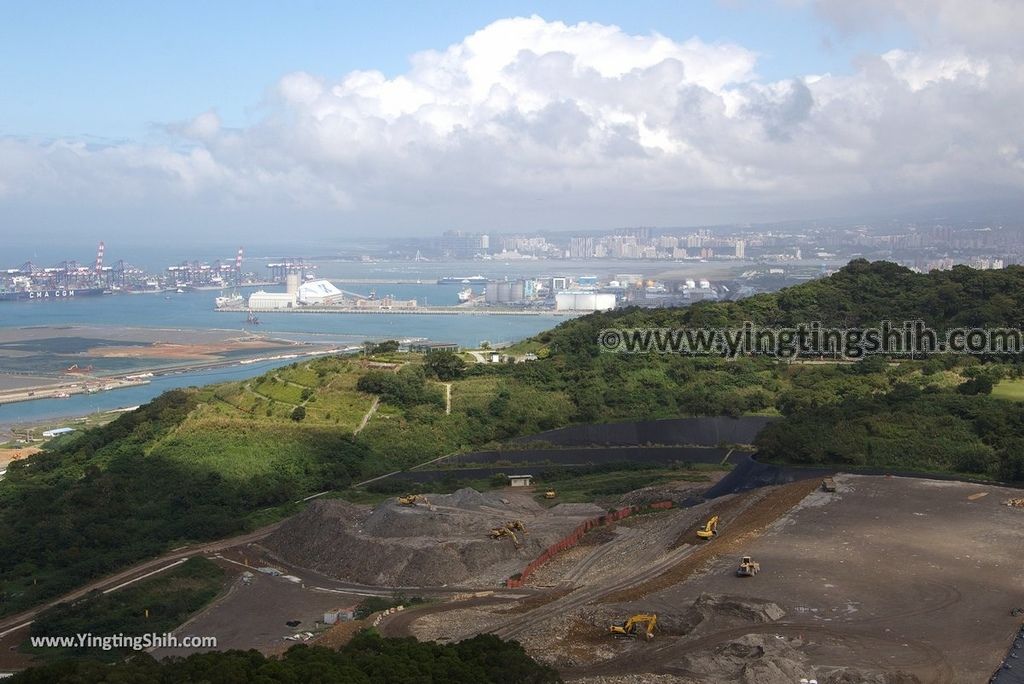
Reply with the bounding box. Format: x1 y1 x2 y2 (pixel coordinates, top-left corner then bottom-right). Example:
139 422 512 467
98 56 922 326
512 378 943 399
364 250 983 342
4 259 1024 619
533 260 1024 357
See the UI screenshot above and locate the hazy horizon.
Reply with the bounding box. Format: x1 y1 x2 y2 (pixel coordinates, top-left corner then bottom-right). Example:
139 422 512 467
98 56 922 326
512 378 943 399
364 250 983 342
2 1 1023 245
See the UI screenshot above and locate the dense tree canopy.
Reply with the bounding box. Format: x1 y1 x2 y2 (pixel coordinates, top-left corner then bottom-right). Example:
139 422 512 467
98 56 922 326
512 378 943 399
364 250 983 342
10 631 562 684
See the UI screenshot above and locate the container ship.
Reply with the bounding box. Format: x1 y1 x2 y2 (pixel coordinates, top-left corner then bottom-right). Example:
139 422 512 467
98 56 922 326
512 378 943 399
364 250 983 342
0 287 106 302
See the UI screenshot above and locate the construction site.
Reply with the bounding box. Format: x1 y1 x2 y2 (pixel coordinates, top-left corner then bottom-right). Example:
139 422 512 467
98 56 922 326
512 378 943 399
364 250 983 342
121 457 1017 684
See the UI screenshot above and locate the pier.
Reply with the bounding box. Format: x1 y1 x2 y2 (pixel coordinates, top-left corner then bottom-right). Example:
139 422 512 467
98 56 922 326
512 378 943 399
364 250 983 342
215 305 580 317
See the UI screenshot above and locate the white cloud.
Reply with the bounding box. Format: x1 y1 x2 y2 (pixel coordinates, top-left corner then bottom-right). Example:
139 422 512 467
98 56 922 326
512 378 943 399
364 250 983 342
2 12 1023 236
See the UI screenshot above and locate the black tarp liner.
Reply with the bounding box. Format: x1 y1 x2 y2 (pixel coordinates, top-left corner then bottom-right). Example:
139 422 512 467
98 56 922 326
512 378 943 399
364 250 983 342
512 416 777 447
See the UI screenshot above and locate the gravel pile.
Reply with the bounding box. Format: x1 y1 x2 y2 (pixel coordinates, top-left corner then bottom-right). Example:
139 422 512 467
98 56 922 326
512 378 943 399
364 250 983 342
676 633 812 684
264 489 598 587
410 607 506 643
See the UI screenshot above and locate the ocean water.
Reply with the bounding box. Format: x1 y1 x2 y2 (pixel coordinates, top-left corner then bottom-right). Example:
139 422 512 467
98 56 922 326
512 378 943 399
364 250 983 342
0 257 737 431
0 279 565 432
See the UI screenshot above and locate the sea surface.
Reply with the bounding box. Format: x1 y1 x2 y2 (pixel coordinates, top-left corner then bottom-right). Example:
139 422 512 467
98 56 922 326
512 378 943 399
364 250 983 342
0 258 738 433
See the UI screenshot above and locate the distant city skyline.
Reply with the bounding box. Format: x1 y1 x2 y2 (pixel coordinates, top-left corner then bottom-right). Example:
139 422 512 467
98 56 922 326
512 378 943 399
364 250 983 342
1 1 1023 243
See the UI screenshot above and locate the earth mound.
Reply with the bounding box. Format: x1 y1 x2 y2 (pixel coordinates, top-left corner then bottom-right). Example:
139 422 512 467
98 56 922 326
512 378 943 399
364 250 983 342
263 489 604 587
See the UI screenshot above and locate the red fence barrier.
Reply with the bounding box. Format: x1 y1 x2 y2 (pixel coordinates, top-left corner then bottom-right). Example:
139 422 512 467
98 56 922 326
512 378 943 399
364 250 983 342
505 501 673 588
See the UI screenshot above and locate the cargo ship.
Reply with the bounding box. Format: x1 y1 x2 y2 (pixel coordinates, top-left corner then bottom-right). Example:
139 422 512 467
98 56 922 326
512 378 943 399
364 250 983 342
0 287 106 302
438 275 489 285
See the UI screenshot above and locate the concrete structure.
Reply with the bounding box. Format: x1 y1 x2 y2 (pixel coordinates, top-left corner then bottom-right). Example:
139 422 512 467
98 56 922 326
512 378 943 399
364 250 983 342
297 279 343 305
555 291 616 312
248 290 295 310
323 605 357 624
409 341 460 353
42 427 74 438
508 474 534 487
353 296 417 310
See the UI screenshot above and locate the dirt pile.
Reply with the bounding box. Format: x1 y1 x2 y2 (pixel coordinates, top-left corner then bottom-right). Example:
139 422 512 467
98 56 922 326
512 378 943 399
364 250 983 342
677 633 811 684
263 489 603 587
616 479 713 508
666 593 786 635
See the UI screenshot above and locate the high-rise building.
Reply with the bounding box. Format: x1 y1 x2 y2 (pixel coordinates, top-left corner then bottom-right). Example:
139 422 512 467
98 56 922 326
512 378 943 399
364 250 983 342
569 236 594 259
735 240 745 258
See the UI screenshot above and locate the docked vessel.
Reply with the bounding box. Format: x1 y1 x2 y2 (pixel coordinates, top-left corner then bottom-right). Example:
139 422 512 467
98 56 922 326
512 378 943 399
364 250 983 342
457 287 474 302
215 292 244 308
438 275 489 285
0 287 106 302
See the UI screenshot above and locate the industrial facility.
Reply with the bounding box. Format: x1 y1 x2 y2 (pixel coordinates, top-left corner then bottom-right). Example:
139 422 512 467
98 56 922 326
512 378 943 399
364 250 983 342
244 274 419 312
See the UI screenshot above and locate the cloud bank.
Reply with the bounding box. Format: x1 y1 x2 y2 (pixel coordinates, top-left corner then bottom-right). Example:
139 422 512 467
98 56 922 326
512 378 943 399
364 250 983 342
2 7 1023 238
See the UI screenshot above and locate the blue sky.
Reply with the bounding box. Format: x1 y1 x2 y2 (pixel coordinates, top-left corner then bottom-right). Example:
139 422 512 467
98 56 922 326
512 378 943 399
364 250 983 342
1 0 1019 245
0 1 910 140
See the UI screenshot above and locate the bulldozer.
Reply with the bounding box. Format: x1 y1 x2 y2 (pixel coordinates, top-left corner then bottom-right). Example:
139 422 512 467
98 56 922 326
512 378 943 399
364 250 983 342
696 515 719 540
736 555 760 577
609 613 657 640
544 490 557 499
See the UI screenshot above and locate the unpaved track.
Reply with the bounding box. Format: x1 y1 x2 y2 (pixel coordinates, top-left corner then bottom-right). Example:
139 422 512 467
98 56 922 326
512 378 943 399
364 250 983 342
0 521 284 639
492 482 815 642
560 528 639 586
493 543 699 641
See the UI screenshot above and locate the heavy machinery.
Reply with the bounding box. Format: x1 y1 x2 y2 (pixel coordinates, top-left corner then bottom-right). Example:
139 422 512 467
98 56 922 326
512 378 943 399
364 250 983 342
609 613 657 640
545 490 557 499
398 494 428 506
507 519 527 535
489 525 521 548
696 515 719 540
821 478 837 493
736 555 760 577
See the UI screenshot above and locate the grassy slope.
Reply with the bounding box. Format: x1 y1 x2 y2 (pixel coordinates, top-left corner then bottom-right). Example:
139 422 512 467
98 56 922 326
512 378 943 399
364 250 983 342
25 557 225 662
5 260 1024 617
993 379 1024 401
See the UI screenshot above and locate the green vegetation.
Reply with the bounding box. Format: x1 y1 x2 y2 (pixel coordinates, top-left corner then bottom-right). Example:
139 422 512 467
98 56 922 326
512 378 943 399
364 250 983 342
993 378 1024 401
25 557 225 662
353 595 426 620
756 391 1024 480
10 631 561 684
424 349 467 380
5 260 1024 620
532 463 714 504
356 366 444 408
364 339 401 355
0 390 366 614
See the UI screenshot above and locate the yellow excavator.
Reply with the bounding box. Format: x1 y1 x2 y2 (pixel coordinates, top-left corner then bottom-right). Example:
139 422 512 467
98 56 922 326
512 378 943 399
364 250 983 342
696 515 719 540
507 519 527 535
398 494 424 506
609 613 657 640
545 490 557 499
489 525 521 548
